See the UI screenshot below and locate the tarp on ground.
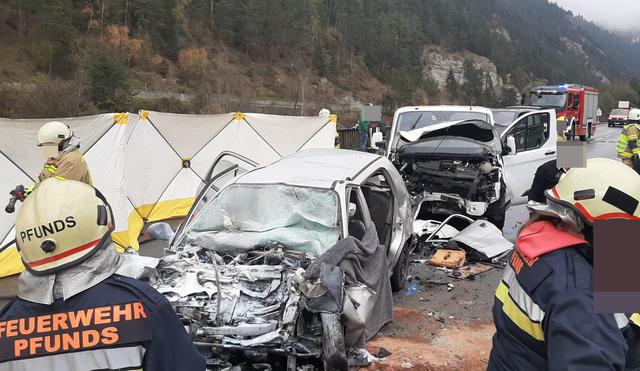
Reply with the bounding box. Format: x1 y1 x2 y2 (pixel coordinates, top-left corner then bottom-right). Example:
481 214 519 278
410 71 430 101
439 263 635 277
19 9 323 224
0 111 336 277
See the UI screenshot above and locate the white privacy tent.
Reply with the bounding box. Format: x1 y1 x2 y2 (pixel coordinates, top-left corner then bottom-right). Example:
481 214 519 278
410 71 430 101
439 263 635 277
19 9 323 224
0 110 337 277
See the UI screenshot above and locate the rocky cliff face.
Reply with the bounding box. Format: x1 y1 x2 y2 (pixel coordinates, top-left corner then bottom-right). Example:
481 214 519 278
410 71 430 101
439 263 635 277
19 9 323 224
422 46 503 90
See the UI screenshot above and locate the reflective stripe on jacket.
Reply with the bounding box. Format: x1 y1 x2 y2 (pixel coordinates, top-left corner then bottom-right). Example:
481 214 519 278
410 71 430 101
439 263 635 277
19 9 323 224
0 275 205 371
38 148 93 186
488 221 640 371
617 124 640 159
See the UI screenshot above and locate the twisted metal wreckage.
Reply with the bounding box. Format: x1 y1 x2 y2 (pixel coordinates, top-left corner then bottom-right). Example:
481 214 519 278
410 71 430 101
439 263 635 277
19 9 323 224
139 226 388 371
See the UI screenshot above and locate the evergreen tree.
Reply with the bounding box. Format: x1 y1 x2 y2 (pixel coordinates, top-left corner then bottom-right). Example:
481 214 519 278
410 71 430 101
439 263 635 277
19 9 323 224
445 68 459 101
88 53 132 111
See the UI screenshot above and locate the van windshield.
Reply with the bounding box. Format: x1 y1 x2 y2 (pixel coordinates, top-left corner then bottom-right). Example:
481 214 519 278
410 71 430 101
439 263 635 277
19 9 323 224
529 93 566 109
397 111 489 131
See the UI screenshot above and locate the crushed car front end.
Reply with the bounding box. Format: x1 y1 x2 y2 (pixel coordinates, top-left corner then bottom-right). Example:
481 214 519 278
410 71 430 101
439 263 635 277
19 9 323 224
392 120 507 227
152 183 349 369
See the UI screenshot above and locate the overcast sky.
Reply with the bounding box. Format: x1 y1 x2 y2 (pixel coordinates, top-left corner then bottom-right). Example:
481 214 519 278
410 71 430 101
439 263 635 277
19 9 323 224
551 0 640 33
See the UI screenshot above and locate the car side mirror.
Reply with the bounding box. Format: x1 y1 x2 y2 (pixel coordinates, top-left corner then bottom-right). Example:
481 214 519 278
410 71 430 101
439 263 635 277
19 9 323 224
506 136 517 155
348 202 357 218
371 132 384 150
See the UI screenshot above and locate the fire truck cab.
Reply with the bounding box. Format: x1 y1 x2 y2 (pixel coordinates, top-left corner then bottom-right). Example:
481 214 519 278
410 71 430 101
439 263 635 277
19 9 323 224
528 84 598 141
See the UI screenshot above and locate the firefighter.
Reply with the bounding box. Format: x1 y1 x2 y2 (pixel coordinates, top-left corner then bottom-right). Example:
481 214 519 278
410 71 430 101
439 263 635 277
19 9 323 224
36 121 92 185
556 115 567 143
0 178 205 370
527 159 567 204
489 158 640 370
616 108 640 169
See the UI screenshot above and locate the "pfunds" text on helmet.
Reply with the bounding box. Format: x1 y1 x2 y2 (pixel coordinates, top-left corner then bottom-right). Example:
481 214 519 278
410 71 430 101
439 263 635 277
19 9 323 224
18 217 77 243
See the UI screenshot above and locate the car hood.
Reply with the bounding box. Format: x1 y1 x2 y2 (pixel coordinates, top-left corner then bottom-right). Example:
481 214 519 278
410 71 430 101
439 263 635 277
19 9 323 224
397 120 501 157
398 120 497 143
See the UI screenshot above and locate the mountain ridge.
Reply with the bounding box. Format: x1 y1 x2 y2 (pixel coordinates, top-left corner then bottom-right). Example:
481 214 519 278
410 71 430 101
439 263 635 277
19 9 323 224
0 0 638 118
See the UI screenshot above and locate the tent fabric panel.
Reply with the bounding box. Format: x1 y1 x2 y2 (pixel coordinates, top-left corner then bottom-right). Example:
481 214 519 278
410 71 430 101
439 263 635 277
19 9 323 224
84 116 138 233
0 228 23 277
111 210 145 252
0 245 23 278
0 113 115 179
191 121 281 179
145 111 234 158
112 197 194 252
157 168 202 202
242 113 331 157
125 118 182 212
0 154 33 246
297 123 337 151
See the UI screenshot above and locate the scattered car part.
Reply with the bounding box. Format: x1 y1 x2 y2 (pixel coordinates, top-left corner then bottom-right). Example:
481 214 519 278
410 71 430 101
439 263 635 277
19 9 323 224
429 249 466 269
449 220 513 261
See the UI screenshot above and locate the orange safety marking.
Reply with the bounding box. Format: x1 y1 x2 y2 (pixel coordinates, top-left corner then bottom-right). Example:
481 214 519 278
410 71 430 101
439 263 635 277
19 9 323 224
28 239 100 268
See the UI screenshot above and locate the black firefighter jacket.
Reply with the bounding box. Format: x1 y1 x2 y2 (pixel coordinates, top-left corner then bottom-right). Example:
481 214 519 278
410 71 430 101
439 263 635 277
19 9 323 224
488 221 640 371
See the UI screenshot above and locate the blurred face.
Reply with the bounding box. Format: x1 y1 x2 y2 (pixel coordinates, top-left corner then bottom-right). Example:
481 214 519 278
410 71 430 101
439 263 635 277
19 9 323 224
39 143 59 159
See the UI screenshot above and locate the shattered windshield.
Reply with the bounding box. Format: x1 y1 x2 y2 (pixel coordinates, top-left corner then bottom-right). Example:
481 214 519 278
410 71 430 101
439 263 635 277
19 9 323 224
184 184 341 257
397 111 488 131
529 93 566 109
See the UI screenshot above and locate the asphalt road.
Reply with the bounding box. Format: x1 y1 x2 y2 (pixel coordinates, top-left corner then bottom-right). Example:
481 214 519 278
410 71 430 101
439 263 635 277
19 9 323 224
502 124 621 242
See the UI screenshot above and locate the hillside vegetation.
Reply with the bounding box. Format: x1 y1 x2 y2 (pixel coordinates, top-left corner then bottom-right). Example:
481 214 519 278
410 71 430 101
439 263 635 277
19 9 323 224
1 0 640 119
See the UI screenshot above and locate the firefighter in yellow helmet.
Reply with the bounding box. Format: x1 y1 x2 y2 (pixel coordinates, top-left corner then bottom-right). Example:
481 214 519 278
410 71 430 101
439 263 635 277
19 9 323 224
616 108 640 170
36 121 92 186
556 115 567 143
489 158 640 370
0 178 205 370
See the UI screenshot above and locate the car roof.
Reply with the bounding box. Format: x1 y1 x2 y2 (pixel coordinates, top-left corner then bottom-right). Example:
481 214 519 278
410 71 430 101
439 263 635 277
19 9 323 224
502 105 541 111
235 149 383 189
394 105 492 115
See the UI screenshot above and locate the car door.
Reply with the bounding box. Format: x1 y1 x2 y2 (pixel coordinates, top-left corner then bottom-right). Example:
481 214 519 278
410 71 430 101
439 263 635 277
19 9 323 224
172 153 258 248
501 109 557 206
196 152 259 196
344 186 374 241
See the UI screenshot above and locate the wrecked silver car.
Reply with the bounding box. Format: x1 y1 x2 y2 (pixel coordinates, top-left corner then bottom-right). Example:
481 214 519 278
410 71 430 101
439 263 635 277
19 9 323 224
153 149 413 370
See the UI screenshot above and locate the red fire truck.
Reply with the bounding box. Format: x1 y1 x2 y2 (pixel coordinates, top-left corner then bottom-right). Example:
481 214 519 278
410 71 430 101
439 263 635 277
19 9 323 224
528 84 598 141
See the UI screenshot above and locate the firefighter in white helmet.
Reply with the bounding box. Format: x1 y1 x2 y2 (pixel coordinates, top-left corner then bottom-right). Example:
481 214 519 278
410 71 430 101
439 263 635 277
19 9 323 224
36 121 92 186
0 178 205 370
489 158 640 370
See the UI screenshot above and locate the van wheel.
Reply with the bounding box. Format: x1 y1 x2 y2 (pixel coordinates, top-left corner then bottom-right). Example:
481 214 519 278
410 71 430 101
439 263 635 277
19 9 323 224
485 185 506 230
486 209 505 230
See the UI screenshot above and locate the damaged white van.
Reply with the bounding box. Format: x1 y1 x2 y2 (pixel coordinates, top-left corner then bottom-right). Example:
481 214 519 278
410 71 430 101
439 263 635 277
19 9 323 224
384 106 558 229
